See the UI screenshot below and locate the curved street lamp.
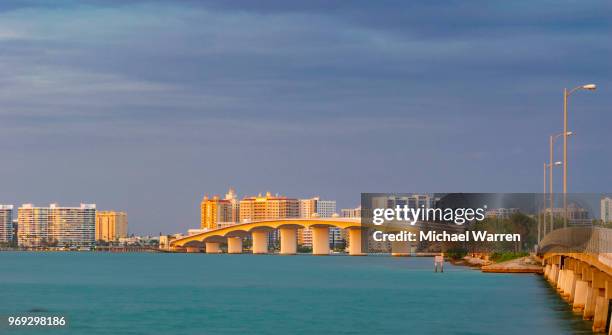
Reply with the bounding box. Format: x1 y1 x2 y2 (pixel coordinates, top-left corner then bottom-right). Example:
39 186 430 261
563 84 596 227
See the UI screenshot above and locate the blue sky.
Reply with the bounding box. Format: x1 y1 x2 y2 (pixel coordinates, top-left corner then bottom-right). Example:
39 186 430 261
0 1 610 234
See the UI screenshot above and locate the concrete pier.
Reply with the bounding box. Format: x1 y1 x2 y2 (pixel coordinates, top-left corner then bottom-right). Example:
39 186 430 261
543 255 612 334
573 280 588 312
205 242 221 254
348 228 365 256
312 226 330 255
227 237 243 254
251 230 269 254
390 239 410 256
279 227 297 255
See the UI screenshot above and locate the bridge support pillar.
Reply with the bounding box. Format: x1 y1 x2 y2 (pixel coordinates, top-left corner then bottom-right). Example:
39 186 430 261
252 231 269 254
348 228 365 256
279 227 297 255
549 264 559 285
205 242 221 254
312 226 330 255
590 271 608 331
227 237 243 254
391 239 410 256
573 280 589 312
185 246 201 253
563 270 574 300
557 269 567 292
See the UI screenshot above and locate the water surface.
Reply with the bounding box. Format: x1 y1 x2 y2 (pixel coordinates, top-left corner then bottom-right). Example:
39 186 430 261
0 252 593 334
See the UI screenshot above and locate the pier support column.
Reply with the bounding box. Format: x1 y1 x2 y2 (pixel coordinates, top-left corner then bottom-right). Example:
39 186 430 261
590 271 608 330
573 280 589 312
391 239 410 256
251 231 269 254
584 267 598 320
279 227 297 255
557 269 566 290
544 264 551 279
563 270 574 300
348 228 365 256
185 246 201 253
312 226 330 255
550 264 559 285
227 237 243 254
205 242 221 254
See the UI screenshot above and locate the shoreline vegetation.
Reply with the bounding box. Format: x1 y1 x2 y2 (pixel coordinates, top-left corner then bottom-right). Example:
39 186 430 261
448 252 544 274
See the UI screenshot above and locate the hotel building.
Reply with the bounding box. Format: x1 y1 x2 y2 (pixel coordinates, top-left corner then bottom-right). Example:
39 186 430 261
18 203 96 248
200 188 240 230
239 192 299 222
0 205 14 244
96 211 128 242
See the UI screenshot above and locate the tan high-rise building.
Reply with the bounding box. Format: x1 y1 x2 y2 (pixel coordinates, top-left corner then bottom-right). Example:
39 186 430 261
96 211 128 242
239 192 299 223
18 203 96 248
200 196 236 230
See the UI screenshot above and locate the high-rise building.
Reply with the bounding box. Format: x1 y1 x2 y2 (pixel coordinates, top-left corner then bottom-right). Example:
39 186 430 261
48 204 96 248
96 211 128 242
201 196 232 230
18 204 49 248
341 206 361 218
18 203 96 248
602 197 612 224
298 197 338 247
239 192 299 222
0 205 14 244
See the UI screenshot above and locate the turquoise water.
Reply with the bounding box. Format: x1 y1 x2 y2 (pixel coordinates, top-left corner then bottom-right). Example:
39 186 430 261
0 252 593 334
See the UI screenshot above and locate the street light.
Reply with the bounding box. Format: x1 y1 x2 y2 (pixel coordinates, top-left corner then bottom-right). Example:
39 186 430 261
543 160 563 239
563 84 597 228
550 131 573 233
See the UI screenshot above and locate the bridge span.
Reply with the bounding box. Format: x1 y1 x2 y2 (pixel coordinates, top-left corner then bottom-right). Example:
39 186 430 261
170 218 366 255
540 227 612 333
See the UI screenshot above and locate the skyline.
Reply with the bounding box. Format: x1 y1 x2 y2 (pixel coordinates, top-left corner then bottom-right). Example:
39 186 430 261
0 1 611 235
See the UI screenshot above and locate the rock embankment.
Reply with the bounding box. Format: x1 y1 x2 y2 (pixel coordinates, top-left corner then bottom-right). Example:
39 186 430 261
481 256 543 274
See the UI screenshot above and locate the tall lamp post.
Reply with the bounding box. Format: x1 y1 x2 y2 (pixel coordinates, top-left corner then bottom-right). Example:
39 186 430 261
563 84 596 227
544 161 562 236
550 132 573 232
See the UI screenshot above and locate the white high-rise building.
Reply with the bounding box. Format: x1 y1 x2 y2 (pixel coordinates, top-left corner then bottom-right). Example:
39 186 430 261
18 203 96 248
0 205 14 244
298 197 338 247
602 197 612 224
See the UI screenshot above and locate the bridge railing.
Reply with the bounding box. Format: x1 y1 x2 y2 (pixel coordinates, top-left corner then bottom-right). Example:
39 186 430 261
539 226 612 254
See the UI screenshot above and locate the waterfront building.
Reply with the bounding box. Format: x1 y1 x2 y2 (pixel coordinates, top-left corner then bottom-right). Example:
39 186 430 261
602 197 612 224
0 205 14 244
48 203 96 248
96 211 128 242
240 192 299 222
18 203 96 248
200 188 240 230
341 206 361 218
18 204 50 247
298 197 338 247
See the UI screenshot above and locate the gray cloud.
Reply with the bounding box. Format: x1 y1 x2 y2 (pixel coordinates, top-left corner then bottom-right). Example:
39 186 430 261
0 1 610 234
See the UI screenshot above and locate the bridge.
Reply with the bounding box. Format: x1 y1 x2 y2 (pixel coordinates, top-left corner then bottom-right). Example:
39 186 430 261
169 218 466 256
170 218 366 255
539 227 612 333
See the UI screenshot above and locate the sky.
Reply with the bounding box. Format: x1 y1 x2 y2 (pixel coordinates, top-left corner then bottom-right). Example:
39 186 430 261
0 1 610 235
